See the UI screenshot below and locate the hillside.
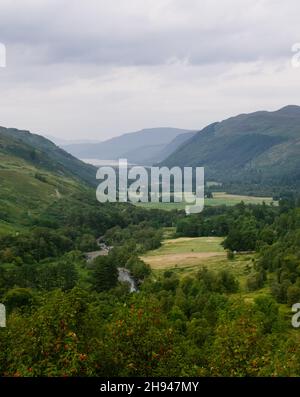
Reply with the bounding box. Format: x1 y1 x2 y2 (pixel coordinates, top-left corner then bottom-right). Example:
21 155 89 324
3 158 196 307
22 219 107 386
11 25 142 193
162 105 300 187
0 127 97 226
120 130 196 165
0 127 97 185
62 127 193 164
145 131 196 164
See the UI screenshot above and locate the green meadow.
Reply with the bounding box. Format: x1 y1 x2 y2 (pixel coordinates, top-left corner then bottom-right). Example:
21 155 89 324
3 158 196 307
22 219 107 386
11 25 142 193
135 191 277 211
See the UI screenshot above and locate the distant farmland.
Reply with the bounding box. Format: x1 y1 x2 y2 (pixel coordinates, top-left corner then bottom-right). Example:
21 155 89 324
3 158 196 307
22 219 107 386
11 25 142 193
135 191 277 211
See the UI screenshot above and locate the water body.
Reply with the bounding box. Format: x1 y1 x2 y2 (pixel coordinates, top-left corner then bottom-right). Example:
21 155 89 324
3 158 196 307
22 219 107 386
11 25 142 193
85 238 137 292
117 267 137 293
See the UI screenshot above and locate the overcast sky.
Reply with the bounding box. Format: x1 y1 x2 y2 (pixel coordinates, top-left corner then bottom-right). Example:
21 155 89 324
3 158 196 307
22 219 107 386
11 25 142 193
0 0 300 141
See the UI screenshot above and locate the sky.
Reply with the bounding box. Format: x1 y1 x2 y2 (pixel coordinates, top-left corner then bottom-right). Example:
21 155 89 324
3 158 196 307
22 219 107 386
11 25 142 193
0 0 300 141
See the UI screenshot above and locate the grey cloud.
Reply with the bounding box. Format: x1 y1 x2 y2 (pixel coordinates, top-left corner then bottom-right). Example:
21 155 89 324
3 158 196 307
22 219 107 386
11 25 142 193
0 0 299 66
0 0 300 141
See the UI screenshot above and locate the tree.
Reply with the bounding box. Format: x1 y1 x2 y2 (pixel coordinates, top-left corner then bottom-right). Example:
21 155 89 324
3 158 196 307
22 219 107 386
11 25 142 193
223 216 259 251
208 301 274 376
246 270 266 291
227 250 235 260
101 297 195 376
217 270 239 293
92 256 118 292
254 295 281 334
76 234 97 252
0 288 103 376
3 288 34 313
125 256 151 281
287 285 300 306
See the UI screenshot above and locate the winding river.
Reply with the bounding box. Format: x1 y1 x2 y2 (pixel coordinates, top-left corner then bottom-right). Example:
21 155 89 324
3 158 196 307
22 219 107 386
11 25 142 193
117 267 138 293
85 237 138 292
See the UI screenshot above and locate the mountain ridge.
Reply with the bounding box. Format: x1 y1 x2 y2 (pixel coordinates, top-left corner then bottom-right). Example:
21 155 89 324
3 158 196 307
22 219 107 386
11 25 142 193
62 127 194 164
0 126 97 186
162 106 300 186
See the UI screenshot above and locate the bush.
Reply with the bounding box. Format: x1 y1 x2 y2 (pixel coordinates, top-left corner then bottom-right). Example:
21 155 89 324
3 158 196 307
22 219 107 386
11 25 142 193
227 250 235 260
246 271 266 291
287 285 300 306
3 288 34 312
125 256 151 282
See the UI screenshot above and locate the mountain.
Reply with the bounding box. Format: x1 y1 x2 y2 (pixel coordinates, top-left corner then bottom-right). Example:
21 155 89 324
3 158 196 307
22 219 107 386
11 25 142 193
0 127 97 186
121 130 196 165
0 126 97 226
162 105 300 186
62 127 193 164
148 131 196 164
45 135 101 146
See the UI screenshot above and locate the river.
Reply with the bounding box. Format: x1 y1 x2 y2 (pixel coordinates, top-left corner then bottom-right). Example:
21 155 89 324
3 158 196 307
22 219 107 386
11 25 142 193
85 237 138 292
117 267 138 293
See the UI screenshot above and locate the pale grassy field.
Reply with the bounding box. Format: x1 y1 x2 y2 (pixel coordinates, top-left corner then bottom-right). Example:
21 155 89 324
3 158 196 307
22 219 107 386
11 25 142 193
141 234 297 332
141 236 257 289
146 236 225 255
142 234 297 334
141 236 226 270
211 192 276 205
135 192 277 211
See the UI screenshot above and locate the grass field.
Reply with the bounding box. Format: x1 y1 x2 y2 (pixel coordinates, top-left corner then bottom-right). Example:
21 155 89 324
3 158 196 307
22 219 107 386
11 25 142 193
146 236 225 255
141 235 261 291
141 236 227 270
209 192 276 206
135 191 277 211
141 235 271 302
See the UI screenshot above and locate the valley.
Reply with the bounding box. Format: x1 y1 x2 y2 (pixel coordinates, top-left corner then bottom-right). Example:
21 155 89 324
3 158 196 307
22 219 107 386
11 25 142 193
135 191 276 211
2 0 300 384
0 120 300 377
141 233 255 291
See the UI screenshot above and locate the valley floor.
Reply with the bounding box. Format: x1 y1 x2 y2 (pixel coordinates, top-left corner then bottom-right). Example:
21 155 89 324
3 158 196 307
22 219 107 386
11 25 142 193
135 192 277 211
141 232 295 330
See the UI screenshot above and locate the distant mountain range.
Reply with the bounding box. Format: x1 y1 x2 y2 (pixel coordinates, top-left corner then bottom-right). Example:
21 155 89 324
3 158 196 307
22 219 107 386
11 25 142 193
162 105 300 186
60 105 300 189
1 103 300 220
62 128 195 164
46 135 101 146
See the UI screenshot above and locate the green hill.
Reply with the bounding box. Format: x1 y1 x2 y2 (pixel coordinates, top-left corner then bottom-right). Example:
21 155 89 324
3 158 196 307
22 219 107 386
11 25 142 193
0 126 97 227
162 105 300 188
0 127 97 185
